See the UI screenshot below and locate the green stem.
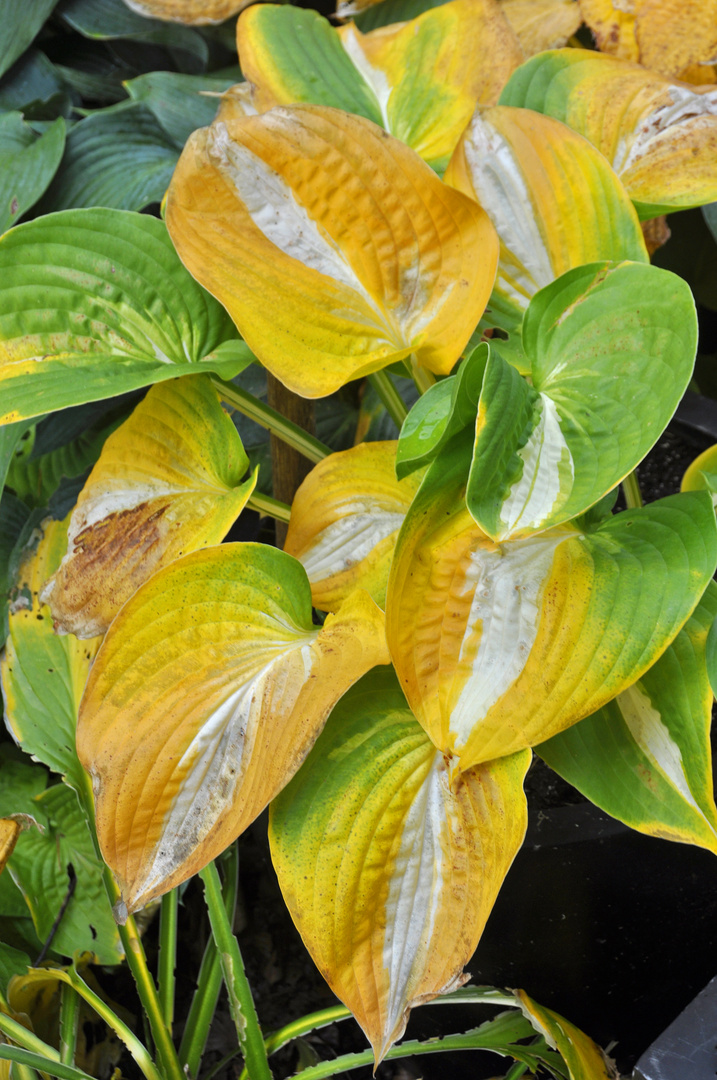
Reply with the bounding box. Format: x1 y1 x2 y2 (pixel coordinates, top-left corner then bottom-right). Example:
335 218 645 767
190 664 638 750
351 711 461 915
77 771 183 1080
503 1061 529 1080
622 470 643 509
212 377 330 464
368 370 408 429
247 491 291 524
199 861 272 1080
45 968 163 1080
406 355 436 396
59 983 80 1067
179 844 239 1079
158 889 179 1035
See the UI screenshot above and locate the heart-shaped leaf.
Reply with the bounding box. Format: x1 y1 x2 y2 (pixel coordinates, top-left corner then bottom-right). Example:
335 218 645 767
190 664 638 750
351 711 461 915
165 104 498 398
237 1 523 173
468 261 697 540
537 581 717 853
0 208 251 423
270 666 530 1063
499 49 717 217
387 438 717 769
284 441 423 611
78 543 389 914
40 374 256 638
445 106 647 332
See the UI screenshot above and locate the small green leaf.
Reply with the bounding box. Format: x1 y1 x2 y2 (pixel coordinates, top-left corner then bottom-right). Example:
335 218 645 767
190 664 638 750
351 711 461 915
0 208 250 422
0 113 65 231
38 103 178 213
2 784 123 964
396 344 488 478
0 942 31 993
0 0 59 80
0 49 64 112
124 71 236 148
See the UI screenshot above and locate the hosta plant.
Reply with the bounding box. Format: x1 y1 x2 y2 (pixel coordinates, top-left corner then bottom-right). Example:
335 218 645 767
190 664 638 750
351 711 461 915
2 2 717 1079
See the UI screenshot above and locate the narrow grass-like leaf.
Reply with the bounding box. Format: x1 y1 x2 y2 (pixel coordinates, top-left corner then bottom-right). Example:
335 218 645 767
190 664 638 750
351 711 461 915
387 438 717 769
78 544 389 913
516 990 613 1080
270 667 530 1063
41 375 256 638
284 442 423 611
0 208 248 422
166 105 497 397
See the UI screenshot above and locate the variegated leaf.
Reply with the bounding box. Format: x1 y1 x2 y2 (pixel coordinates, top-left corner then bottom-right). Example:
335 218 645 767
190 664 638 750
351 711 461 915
445 106 647 333
40 374 256 639
581 0 717 83
386 437 717 769
122 0 250 24
165 105 498 398
499 49 717 217
237 1 523 173
537 581 717 853
470 262 695 540
501 0 582 56
284 442 423 611
682 443 717 503
77 543 389 915
2 516 101 795
516 991 613 1080
0 209 250 423
270 666 530 1063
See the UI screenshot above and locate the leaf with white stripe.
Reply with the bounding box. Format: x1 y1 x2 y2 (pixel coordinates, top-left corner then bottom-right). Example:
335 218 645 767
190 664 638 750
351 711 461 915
40 374 256 639
0 208 251 423
466 261 697 541
499 49 717 218
536 581 717 853
387 437 717 769
165 104 498 398
284 442 423 612
444 106 647 332
237 1 523 174
77 543 390 915
269 666 530 1064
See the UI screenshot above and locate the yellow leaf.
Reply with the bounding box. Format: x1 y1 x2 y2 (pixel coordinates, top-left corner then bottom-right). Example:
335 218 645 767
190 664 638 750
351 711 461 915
40 374 255 638
165 105 498 398
270 668 530 1063
77 544 389 914
501 0 582 56
517 990 615 1079
0 819 20 877
121 0 250 24
284 442 423 612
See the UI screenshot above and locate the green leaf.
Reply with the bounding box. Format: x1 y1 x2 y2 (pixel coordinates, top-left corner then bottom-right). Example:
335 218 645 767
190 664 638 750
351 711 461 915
6 414 121 507
0 50 64 112
0 0 59 80
124 71 236 148
353 0 448 31
38 103 179 212
0 112 65 232
0 776 122 964
0 208 251 422
58 0 209 72
0 942 31 993
0 420 37 500
396 343 488 479
537 580 717 853
467 261 698 540
0 493 34 648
